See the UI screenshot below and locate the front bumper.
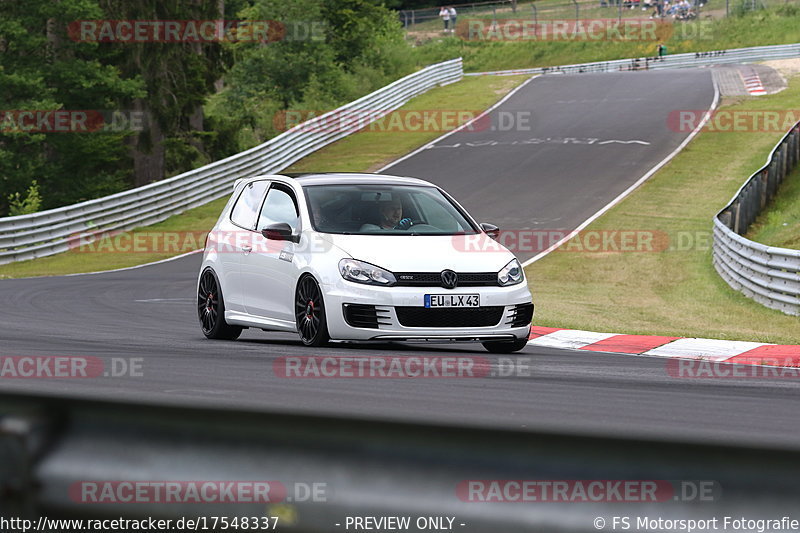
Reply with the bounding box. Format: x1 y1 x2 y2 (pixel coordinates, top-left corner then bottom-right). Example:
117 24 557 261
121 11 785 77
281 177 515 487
322 278 533 342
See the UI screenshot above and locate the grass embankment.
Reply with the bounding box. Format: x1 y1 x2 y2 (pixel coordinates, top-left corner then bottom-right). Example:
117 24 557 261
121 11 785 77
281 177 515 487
412 5 800 72
526 77 800 345
405 0 710 34
0 75 529 279
746 165 800 249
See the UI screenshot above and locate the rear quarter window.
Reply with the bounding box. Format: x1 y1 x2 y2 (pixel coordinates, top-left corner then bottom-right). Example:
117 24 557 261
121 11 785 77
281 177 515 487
230 180 269 229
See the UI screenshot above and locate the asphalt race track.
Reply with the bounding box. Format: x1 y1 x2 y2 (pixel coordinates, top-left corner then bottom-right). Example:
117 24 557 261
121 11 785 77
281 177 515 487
5 69 799 449
385 69 716 256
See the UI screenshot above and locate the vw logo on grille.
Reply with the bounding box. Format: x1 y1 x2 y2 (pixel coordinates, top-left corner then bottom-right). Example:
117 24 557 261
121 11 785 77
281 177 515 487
440 269 458 289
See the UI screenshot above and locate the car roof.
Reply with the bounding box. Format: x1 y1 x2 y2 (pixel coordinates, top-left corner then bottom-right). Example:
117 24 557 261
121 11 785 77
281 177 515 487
278 172 435 187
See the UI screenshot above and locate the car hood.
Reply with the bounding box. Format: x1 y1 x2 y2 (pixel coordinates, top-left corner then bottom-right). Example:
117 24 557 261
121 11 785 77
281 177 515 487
318 233 517 272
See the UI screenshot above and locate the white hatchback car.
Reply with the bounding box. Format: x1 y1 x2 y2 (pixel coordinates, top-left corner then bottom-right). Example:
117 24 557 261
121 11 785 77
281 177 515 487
197 173 533 353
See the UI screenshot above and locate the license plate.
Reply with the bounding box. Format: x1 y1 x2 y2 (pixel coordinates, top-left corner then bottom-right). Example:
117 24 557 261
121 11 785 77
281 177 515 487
424 294 480 308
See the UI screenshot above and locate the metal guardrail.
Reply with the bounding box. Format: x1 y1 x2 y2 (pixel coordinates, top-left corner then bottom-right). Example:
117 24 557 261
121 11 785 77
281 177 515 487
0 58 463 265
466 43 800 76
713 121 800 316
5 391 800 531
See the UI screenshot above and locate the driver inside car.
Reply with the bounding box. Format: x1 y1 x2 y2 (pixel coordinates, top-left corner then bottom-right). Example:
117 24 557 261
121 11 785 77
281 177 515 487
360 198 414 231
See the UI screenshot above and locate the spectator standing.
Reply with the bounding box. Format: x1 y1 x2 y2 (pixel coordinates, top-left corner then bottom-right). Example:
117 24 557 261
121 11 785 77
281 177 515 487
448 6 458 32
439 6 451 32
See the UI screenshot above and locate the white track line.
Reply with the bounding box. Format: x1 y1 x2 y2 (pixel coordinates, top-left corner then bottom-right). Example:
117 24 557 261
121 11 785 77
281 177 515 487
378 75 539 173
57 250 203 278
522 76 721 266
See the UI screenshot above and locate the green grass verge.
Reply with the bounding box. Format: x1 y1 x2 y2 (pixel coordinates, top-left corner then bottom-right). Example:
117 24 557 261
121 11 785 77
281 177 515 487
746 165 800 249
0 75 529 279
526 79 800 344
412 6 800 72
406 0 729 34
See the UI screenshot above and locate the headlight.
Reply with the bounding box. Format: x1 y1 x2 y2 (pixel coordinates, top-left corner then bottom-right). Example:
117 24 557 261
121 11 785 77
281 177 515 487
498 258 524 286
339 258 396 286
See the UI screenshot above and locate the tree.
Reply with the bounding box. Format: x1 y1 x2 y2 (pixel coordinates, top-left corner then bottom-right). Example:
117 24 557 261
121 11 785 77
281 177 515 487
0 0 144 214
208 0 413 153
98 0 228 186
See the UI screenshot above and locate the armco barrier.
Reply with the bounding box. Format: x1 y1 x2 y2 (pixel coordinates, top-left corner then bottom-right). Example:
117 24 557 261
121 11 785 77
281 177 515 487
713 121 800 316
466 43 800 76
5 392 800 529
0 58 463 265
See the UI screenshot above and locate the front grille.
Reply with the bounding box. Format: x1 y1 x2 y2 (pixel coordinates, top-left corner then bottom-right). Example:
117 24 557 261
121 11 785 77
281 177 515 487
395 306 504 328
343 304 391 329
507 302 534 327
394 272 498 287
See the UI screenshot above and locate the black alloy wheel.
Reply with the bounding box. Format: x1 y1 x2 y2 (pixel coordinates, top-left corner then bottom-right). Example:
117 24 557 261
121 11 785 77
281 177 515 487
295 275 330 346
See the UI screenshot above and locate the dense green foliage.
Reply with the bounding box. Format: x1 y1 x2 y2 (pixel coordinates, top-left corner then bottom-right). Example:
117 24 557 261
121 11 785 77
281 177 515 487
0 0 411 215
206 0 414 155
0 0 144 213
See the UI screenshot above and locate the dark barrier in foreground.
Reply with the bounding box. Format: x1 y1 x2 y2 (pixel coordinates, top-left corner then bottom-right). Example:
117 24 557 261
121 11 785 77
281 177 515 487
2 392 800 532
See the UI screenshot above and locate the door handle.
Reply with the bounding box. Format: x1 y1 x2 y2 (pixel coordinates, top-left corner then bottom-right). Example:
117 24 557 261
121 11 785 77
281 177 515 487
242 245 252 254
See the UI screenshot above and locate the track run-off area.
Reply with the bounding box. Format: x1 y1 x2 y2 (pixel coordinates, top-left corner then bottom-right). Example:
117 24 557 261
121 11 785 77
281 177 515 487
5 69 800 449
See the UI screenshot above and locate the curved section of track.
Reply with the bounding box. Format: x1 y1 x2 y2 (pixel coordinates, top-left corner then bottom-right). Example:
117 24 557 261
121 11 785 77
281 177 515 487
385 69 715 258
6 69 796 448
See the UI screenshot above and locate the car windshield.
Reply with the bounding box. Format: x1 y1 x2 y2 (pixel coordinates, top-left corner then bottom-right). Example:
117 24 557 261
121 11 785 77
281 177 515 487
305 184 479 235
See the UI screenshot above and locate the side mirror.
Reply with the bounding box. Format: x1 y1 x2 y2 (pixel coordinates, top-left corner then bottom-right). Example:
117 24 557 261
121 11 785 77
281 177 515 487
480 222 500 240
261 223 299 243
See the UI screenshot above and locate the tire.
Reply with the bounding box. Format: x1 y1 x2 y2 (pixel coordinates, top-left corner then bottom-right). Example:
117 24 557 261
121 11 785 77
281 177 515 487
295 275 330 347
482 338 529 354
197 268 243 340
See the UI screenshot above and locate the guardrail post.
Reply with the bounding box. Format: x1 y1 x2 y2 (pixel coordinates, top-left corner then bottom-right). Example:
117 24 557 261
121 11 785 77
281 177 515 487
767 167 777 199
795 128 800 161
0 415 45 518
747 182 757 228
783 143 789 179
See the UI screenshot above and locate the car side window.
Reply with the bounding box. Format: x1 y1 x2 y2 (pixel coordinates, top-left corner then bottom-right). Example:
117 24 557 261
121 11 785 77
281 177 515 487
257 186 299 233
230 180 269 230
